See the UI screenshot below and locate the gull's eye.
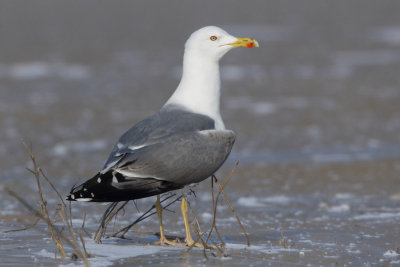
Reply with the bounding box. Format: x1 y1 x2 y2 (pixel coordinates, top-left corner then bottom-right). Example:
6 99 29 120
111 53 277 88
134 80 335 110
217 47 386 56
210 36 218 41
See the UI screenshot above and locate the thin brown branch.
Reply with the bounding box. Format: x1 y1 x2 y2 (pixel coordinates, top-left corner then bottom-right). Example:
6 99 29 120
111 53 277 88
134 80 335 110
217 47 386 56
280 229 289 249
205 161 238 246
22 140 67 259
3 216 40 233
79 229 91 258
214 177 250 246
6 187 90 266
192 223 209 259
16 140 92 266
181 230 201 258
81 212 91 238
205 176 225 248
40 168 66 206
57 201 91 267
94 201 128 243
191 206 224 255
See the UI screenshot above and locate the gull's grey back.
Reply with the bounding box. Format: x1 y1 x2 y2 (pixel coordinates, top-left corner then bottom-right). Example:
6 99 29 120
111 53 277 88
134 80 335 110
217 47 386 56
103 104 216 171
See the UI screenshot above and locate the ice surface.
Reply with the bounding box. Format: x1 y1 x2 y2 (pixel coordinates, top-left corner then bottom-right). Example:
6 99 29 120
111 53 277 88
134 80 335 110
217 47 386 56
237 195 291 208
34 239 165 267
0 62 90 80
237 196 265 207
370 26 400 45
353 212 400 221
383 250 400 258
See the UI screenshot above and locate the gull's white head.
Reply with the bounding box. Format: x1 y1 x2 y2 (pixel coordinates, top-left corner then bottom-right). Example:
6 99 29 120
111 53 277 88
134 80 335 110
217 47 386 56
166 26 259 130
184 26 259 60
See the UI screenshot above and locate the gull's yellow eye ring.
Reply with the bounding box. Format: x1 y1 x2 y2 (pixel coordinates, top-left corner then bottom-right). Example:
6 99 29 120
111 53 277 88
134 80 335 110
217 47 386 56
210 36 218 41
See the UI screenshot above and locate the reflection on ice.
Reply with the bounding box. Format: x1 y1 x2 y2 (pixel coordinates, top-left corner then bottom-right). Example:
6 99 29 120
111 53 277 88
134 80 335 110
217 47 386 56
330 50 400 78
52 140 107 156
369 26 400 46
0 62 90 80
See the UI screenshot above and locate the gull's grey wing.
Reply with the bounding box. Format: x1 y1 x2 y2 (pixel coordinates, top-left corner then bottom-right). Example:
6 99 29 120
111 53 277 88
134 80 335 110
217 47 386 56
67 129 235 202
114 129 236 185
102 104 215 172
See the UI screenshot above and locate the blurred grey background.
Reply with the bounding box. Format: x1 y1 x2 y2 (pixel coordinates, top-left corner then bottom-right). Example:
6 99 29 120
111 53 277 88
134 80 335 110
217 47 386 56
1 1 400 265
1 0 400 179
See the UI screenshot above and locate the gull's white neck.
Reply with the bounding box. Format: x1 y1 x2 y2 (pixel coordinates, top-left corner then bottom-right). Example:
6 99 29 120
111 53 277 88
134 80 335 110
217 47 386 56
165 48 225 130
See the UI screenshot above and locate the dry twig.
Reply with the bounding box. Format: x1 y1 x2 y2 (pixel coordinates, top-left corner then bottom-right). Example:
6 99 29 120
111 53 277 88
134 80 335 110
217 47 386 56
94 201 128 243
182 161 247 258
206 161 241 246
5 141 91 266
214 177 250 246
3 216 41 233
280 229 289 249
22 141 67 259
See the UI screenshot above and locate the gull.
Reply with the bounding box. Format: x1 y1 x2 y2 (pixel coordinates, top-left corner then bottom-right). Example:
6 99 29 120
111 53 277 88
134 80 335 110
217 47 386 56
67 26 259 247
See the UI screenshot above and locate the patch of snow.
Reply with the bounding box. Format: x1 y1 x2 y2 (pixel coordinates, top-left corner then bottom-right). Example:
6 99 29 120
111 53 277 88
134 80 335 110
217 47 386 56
383 250 400 258
221 64 266 83
36 238 167 267
225 243 312 255
35 249 54 258
327 204 351 213
201 212 213 222
311 153 352 163
237 196 265 208
370 26 400 46
0 62 90 80
353 212 400 220
390 193 400 200
330 49 400 78
225 95 277 116
52 140 107 156
334 193 354 200
248 102 277 115
237 195 291 208
263 195 291 205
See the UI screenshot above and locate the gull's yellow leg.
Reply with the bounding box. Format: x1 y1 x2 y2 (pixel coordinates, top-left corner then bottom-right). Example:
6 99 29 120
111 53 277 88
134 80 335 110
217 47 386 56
154 195 182 246
181 195 204 247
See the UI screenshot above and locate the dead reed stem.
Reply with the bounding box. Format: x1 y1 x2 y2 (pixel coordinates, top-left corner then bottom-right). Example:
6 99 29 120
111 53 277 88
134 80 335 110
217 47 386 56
205 176 224 246
22 141 67 259
5 141 92 266
6 187 91 266
214 177 250 246
3 216 40 233
182 162 247 258
280 229 289 249
205 161 239 246
94 201 128 243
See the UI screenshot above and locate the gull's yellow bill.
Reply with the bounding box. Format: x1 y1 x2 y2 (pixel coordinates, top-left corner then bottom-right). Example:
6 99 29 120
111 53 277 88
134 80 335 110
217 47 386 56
226 37 260 48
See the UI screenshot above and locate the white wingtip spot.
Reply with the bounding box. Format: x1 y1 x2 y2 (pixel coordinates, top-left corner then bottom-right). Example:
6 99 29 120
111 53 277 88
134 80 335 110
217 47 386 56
83 188 87 191
71 194 75 200
91 192 95 197
76 198 93 202
97 177 101 183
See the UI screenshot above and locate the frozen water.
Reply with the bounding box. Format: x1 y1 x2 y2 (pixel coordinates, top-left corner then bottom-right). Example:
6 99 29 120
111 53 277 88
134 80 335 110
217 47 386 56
1 1 400 266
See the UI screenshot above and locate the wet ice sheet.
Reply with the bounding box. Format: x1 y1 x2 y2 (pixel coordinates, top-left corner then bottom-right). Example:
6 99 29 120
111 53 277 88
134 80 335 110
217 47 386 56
1 0 400 266
2 159 400 266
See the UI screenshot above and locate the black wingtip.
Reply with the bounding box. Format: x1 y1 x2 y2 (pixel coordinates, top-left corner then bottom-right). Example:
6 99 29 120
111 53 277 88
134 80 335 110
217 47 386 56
66 173 104 202
66 194 75 201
